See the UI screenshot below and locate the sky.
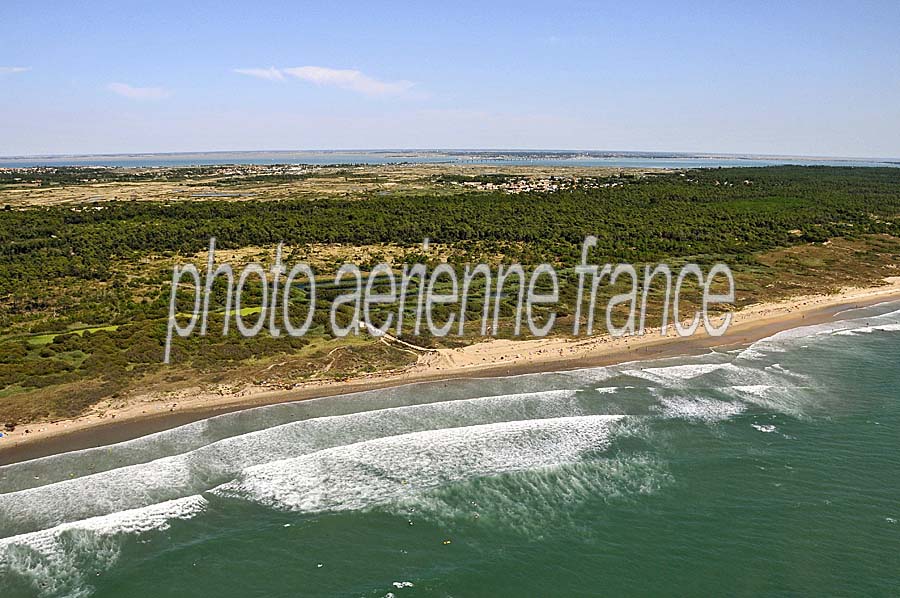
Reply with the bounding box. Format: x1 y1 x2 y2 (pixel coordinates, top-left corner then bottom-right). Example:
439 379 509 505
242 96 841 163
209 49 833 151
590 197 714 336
1 0 899 158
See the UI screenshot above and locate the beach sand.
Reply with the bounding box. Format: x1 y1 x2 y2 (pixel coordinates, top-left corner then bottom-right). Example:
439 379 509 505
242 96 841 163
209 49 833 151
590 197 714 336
3 277 900 465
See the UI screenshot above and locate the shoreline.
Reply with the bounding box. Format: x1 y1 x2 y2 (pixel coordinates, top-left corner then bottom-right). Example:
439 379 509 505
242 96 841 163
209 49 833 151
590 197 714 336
3 278 900 465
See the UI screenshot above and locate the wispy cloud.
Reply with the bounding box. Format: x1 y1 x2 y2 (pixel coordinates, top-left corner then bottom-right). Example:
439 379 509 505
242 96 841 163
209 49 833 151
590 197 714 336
236 65 421 98
107 82 171 100
283 66 414 96
0 66 31 75
234 67 284 81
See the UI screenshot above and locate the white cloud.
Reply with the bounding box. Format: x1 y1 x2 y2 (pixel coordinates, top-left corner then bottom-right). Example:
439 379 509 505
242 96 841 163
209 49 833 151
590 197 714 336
235 65 420 97
283 66 414 96
107 82 171 100
0 66 31 75
234 67 284 81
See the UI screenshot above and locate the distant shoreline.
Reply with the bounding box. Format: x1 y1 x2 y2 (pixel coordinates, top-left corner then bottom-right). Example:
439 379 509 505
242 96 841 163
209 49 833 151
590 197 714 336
2 149 898 169
3 278 900 466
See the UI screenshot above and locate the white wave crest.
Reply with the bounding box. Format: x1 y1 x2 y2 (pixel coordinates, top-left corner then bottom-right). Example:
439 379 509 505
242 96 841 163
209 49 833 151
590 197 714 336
392 454 671 537
622 362 729 384
833 322 900 336
0 389 584 537
0 495 207 597
738 303 900 358
654 394 746 422
212 415 624 513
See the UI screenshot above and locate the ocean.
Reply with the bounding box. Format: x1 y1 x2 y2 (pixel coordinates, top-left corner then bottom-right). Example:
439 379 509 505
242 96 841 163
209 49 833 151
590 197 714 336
1 302 899 597
1 150 898 169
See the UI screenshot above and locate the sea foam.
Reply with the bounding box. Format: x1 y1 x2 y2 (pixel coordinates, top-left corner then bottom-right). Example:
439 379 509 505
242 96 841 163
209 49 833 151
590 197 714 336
0 389 585 537
0 495 207 597
212 415 624 513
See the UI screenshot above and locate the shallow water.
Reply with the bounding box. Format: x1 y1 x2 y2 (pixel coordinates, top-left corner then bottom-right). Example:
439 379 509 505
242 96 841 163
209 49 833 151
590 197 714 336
2 302 899 596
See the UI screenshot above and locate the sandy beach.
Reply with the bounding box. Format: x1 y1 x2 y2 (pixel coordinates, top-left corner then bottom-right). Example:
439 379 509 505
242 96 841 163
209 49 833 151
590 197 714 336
3 277 900 465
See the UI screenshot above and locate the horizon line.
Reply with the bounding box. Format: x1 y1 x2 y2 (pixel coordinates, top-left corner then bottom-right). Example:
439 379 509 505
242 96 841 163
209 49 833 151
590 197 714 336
1 148 898 163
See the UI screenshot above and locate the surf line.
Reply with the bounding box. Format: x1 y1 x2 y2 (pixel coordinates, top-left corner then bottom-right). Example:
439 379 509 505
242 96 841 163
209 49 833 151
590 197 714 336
163 236 734 363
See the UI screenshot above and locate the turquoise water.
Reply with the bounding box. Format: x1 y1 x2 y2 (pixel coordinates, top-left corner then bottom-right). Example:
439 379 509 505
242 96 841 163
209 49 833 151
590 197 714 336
2 303 899 596
1 150 897 169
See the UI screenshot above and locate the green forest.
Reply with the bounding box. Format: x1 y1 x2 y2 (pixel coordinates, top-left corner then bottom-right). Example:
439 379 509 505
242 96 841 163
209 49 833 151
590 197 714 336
2 165 900 424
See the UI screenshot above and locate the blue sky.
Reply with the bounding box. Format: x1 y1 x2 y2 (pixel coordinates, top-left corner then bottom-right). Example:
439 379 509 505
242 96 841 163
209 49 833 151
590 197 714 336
1 0 899 157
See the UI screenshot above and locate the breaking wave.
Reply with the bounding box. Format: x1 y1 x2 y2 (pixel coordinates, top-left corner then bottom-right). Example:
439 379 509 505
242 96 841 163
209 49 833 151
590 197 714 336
0 496 207 598
212 415 625 513
5 299 899 596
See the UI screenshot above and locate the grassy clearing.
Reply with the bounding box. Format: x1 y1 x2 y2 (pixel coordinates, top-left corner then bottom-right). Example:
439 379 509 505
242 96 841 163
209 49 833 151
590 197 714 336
25 325 120 346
